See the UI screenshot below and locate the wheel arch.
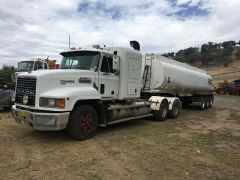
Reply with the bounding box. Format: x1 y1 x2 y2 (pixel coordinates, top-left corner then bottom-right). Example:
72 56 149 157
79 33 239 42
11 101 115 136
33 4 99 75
149 96 169 111
166 97 181 110
71 99 106 126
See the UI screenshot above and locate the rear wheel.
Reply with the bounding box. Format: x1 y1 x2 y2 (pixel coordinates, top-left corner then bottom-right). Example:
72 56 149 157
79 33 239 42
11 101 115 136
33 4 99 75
205 100 210 109
154 100 169 121
68 105 98 141
209 98 214 108
200 100 206 110
168 100 180 119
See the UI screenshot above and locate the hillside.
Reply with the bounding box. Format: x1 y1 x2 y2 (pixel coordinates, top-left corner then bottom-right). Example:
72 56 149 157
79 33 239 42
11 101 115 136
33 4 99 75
202 60 240 86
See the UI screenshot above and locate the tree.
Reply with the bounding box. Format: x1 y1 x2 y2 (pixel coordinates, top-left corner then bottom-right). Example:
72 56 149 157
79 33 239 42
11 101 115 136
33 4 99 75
221 41 236 66
162 40 237 66
0 65 16 83
236 48 240 59
162 52 175 58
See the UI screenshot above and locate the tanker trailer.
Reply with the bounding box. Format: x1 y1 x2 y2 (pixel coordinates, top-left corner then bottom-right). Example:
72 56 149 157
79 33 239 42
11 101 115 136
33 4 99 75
141 53 214 110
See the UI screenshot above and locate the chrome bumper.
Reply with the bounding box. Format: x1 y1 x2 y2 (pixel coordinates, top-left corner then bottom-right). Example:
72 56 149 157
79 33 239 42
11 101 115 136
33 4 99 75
12 105 70 131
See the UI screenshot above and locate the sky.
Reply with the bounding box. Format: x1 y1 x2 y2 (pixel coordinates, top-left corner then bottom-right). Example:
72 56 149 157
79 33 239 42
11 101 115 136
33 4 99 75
0 0 240 67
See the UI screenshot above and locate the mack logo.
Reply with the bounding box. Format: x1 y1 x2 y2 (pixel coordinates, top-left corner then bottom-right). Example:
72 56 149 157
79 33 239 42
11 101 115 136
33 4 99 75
17 89 35 96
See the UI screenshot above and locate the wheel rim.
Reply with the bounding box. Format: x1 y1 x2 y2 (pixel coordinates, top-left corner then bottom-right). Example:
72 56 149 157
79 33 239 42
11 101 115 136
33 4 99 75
160 105 167 117
80 113 93 132
173 105 178 115
206 101 209 107
210 100 213 106
202 102 205 109
162 108 167 117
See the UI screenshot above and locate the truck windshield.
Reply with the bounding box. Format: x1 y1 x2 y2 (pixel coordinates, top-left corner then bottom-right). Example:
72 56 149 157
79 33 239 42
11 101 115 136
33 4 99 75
60 51 100 71
17 61 34 72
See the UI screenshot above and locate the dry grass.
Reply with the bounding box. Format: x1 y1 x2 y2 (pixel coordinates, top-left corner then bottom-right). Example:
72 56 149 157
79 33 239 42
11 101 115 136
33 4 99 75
202 60 240 86
0 106 240 180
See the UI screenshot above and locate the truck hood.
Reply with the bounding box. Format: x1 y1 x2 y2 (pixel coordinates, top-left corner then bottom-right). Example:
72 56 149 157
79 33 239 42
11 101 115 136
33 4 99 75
17 69 94 78
16 69 99 111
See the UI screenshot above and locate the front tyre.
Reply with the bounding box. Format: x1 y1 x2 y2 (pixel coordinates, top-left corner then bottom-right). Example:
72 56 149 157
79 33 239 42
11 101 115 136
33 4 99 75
68 105 98 141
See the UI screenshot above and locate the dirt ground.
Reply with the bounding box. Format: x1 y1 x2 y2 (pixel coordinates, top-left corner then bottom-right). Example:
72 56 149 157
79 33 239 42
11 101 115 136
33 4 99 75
0 95 240 180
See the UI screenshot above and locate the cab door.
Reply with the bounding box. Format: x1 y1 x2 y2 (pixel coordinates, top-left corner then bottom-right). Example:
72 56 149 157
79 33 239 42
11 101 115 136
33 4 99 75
98 55 119 99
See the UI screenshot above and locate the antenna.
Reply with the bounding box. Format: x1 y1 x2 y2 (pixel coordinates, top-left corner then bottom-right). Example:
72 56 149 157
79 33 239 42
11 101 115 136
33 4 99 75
68 34 71 50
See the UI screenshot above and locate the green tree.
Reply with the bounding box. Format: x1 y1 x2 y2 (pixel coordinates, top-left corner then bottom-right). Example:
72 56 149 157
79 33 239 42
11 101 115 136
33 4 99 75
221 41 236 66
162 52 175 58
0 65 16 83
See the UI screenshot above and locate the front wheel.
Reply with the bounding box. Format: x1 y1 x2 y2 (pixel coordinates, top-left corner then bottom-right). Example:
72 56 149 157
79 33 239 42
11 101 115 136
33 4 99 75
68 105 98 141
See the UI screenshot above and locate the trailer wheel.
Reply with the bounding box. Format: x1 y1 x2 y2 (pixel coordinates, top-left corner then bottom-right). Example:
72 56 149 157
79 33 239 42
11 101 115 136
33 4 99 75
205 100 210 109
154 100 169 121
200 100 206 110
68 105 98 141
168 100 180 119
209 98 214 108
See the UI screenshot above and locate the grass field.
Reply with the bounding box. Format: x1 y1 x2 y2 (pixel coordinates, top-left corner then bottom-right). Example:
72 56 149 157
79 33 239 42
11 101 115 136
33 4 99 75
0 103 240 179
1 61 240 179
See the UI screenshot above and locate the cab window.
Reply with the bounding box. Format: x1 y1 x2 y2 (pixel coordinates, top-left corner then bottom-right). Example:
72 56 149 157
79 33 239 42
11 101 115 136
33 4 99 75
34 61 43 70
101 56 113 73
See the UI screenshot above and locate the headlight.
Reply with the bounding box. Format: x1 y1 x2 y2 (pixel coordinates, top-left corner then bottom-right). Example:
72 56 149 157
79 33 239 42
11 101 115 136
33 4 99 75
40 98 65 108
11 94 16 102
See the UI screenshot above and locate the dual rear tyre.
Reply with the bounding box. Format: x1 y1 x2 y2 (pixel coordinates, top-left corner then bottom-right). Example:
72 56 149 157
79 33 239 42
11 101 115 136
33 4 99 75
154 99 180 121
168 100 181 119
154 100 169 121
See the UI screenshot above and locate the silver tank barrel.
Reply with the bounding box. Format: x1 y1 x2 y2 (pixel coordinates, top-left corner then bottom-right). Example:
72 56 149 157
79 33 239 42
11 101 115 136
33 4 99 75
141 54 214 94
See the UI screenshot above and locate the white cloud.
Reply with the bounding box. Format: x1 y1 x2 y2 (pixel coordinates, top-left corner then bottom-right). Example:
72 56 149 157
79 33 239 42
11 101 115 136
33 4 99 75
0 0 239 67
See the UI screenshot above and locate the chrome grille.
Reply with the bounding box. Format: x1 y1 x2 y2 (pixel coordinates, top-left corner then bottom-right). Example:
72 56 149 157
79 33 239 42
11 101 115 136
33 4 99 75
16 76 36 106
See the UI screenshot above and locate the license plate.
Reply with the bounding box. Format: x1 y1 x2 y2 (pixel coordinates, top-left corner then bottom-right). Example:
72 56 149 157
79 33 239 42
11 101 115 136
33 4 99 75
20 111 28 117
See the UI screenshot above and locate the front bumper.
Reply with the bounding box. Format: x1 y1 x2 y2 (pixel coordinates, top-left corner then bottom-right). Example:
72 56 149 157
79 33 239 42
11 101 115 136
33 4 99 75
12 105 70 131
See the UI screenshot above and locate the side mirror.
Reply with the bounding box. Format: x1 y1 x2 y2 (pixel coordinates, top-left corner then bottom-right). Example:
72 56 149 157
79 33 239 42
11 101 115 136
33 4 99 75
113 56 120 70
112 56 120 75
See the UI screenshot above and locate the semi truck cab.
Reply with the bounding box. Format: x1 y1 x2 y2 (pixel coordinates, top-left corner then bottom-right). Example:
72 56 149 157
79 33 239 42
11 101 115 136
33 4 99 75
12 60 49 83
12 43 156 140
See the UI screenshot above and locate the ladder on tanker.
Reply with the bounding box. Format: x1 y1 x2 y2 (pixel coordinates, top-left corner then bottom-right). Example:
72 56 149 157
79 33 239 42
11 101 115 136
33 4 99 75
142 53 154 91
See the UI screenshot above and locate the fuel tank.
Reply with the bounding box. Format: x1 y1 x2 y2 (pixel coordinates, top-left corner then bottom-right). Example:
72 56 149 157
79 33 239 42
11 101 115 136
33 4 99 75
142 54 214 94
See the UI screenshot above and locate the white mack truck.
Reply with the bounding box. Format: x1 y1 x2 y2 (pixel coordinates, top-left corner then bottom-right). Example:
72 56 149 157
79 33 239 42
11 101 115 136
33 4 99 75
12 41 214 140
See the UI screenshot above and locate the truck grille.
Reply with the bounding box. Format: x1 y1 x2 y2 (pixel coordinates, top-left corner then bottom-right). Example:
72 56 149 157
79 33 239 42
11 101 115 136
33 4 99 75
16 76 37 106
